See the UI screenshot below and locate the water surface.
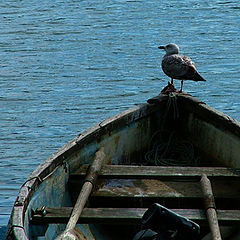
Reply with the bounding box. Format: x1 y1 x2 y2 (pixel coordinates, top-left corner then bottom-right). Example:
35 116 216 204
0 0 240 235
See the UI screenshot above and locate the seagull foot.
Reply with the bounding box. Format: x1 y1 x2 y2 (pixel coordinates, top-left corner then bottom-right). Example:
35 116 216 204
161 82 177 95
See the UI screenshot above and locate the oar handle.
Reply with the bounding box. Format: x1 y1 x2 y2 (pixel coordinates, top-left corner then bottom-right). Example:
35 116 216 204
66 148 105 230
200 174 222 240
84 149 106 186
56 148 105 239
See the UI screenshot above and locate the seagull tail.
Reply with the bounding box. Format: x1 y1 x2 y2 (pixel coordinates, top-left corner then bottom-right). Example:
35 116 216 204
193 72 206 82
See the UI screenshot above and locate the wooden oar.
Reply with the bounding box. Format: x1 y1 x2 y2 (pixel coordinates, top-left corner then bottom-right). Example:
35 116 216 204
56 148 105 240
200 173 222 240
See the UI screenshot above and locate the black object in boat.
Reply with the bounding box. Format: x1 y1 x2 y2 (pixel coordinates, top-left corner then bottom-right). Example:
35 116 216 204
133 203 200 240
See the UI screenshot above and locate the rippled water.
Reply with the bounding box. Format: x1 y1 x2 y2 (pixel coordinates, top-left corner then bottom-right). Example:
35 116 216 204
0 0 240 235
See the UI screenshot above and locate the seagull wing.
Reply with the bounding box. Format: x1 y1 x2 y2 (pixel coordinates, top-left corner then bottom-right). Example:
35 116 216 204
162 55 197 80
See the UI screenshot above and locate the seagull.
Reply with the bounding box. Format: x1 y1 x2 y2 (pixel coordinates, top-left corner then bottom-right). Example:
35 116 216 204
158 43 206 92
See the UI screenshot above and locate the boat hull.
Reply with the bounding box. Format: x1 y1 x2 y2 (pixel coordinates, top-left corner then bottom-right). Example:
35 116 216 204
7 93 240 239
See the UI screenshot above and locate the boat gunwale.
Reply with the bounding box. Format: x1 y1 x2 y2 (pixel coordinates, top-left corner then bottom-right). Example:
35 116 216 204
178 94 240 138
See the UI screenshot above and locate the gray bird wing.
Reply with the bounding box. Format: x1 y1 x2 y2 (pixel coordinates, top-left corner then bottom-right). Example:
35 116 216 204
162 54 197 80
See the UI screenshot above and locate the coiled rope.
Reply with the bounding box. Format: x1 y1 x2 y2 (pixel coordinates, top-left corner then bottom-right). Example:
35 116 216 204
145 93 197 167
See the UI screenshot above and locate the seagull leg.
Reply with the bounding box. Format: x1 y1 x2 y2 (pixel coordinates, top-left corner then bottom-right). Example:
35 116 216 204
179 80 184 93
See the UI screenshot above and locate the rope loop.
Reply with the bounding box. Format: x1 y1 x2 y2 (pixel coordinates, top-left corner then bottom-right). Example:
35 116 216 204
145 93 197 167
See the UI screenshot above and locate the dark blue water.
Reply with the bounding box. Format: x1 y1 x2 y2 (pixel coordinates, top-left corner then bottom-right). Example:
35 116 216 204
0 0 240 237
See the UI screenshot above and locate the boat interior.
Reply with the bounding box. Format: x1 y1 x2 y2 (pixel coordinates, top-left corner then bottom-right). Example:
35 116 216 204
26 93 240 239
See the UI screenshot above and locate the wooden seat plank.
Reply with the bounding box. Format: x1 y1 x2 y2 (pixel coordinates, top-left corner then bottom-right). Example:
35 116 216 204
71 165 240 180
91 178 240 199
94 179 202 198
31 207 240 225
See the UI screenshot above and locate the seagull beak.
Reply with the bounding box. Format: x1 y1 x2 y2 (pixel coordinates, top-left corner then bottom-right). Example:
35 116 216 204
158 46 165 50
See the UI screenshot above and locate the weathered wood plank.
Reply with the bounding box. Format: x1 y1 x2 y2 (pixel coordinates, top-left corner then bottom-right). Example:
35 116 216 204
69 165 240 209
31 207 240 225
69 177 240 210
71 165 240 180
91 178 240 199
94 179 202 198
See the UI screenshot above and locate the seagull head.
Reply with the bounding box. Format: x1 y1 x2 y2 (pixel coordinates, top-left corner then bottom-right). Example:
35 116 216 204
158 43 180 55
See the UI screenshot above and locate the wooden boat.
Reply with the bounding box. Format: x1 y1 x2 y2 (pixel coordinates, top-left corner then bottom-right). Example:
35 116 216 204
7 91 240 240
